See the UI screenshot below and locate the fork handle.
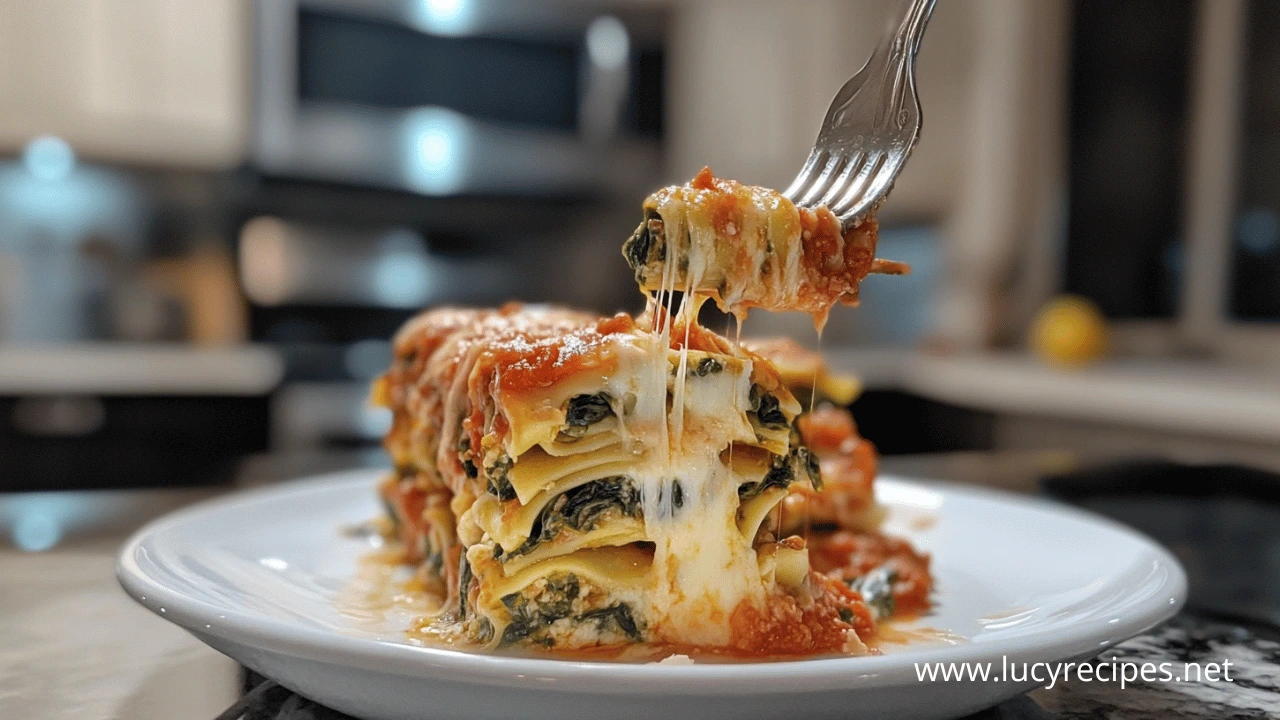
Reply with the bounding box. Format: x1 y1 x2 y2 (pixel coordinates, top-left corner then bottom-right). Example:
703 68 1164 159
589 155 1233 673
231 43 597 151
883 0 936 66
859 0 935 130
820 0 936 135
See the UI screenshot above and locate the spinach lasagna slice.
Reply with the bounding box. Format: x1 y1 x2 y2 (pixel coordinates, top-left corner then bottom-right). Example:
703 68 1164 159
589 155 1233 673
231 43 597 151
372 304 881 655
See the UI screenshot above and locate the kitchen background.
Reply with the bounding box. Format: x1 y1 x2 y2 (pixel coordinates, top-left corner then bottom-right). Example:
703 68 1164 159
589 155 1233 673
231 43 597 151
2 0 1280 716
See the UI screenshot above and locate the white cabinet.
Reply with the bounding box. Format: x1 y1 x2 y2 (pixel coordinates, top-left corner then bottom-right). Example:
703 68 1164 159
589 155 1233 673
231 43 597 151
0 0 249 168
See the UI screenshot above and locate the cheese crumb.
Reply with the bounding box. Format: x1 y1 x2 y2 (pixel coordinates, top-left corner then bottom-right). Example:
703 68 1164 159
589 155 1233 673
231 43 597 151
654 653 695 665
841 629 869 656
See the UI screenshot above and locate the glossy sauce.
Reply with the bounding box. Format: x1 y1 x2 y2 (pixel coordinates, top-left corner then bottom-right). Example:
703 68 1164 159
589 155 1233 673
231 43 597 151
868 622 966 649
336 547 442 631
808 530 933 617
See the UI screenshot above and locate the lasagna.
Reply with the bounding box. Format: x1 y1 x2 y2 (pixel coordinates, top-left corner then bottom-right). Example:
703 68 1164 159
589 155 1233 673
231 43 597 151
623 167 909 327
371 171 929 658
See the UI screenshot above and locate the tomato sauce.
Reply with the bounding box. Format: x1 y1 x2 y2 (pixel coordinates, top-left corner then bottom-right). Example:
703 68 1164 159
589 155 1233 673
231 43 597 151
484 313 634 395
809 530 933 617
722 573 875 656
798 405 861 452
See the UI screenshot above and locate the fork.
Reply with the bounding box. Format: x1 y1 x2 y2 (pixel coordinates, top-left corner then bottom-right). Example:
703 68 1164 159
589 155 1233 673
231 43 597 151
782 0 936 229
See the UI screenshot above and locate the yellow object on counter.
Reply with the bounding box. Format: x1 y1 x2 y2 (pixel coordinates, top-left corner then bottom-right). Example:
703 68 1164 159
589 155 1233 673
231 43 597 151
1029 295 1108 367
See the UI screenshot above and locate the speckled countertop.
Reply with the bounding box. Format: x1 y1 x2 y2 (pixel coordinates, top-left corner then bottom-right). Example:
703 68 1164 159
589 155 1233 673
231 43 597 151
990 614 1280 719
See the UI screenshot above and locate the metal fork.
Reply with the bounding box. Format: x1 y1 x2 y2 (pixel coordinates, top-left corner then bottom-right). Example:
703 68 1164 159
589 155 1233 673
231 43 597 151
782 0 936 229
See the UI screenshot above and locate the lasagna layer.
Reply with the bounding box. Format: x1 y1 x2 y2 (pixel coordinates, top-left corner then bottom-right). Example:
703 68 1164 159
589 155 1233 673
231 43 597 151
622 167 909 326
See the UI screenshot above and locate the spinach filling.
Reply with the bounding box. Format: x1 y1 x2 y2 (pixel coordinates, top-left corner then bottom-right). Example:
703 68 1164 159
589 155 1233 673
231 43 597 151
457 435 479 478
848 565 897 620
738 446 823 500
508 476 642 558
577 604 642 641
693 357 724 376
424 548 444 576
623 209 665 276
557 393 616 442
458 552 496 643
380 494 399 532
738 456 793 501
486 455 517 502
458 552 475 618
502 573 579 646
500 572 642 646
749 384 790 430
797 446 822 489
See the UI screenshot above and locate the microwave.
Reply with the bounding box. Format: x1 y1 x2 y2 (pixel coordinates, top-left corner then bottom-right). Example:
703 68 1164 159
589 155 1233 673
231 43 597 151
252 0 665 197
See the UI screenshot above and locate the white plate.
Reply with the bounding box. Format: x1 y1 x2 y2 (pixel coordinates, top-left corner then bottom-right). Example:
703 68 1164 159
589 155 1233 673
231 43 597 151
117 470 1185 720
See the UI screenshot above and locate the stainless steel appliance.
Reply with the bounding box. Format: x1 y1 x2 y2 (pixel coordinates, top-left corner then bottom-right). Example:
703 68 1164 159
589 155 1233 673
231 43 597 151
252 0 665 197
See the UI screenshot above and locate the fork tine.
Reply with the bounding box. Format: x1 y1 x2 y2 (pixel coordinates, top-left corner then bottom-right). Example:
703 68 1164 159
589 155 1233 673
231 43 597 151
840 171 896 225
829 152 888 216
815 151 867 209
781 149 828 202
796 153 848 208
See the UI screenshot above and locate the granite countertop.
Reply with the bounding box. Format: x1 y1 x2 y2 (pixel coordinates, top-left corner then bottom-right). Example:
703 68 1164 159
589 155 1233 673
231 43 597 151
1000 614 1280 719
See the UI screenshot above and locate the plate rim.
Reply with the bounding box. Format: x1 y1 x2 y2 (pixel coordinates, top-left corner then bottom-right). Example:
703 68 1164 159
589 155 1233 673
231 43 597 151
116 468 1188 693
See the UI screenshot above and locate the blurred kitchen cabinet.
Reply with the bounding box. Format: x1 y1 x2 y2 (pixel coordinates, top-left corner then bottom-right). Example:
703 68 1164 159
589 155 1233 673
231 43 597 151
666 0 977 224
0 0 248 168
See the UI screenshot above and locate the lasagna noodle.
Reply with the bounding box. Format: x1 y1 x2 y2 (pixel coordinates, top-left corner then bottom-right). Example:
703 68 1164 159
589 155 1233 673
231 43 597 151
498 333 661 460
499 345 763 464
741 336 862 406
507 445 635 505
476 544 652 603
738 486 790 541
538 417 621 457
476 458 639 548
